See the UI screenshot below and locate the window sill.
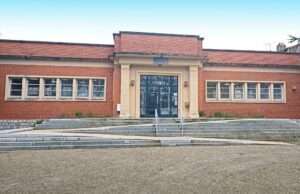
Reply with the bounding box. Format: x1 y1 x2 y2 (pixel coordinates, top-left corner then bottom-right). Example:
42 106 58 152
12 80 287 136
6 96 22 100
76 97 89 100
92 97 105 100
6 98 106 102
206 99 285 104
60 97 73 100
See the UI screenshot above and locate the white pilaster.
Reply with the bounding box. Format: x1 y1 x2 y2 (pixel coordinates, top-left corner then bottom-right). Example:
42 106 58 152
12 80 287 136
189 65 199 118
120 64 131 118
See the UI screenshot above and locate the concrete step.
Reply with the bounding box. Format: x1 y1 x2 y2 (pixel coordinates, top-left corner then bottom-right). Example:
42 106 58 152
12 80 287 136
160 139 191 146
35 118 216 129
0 139 250 151
78 127 300 133
35 118 300 131
0 139 157 146
0 137 162 150
0 120 35 130
0 142 161 151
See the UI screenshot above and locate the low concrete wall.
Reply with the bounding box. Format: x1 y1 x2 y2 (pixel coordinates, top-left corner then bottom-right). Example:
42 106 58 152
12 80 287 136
0 120 36 130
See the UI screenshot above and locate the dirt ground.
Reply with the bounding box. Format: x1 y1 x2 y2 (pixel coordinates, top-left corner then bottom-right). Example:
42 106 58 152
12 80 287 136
0 146 300 194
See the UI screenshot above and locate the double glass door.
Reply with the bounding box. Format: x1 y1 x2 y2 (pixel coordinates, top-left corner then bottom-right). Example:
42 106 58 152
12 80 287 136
140 75 178 117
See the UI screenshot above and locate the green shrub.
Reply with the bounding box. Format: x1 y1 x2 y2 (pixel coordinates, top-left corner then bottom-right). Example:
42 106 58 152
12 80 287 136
224 112 235 118
75 112 83 118
213 112 224 117
86 112 94 118
198 111 206 117
213 112 235 118
35 120 43 124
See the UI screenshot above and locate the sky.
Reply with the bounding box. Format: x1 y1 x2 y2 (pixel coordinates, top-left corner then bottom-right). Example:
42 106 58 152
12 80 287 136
0 0 299 50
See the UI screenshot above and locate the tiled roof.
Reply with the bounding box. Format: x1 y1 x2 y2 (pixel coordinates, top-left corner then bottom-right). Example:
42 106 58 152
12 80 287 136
0 39 114 60
203 49 300 66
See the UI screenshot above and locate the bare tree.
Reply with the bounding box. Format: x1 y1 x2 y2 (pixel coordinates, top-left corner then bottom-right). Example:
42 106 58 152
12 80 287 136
289 35 300 44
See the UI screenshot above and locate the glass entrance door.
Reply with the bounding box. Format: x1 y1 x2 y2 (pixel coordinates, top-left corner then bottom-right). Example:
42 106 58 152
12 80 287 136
140 75 178 117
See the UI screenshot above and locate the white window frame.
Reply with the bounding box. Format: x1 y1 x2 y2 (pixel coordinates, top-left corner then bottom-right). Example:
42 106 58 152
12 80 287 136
273 83 284 101
92 79 106 99
5 75 107 101
259 82 271 101
205 80 286 103
76 79 89 99
206 81 218 100
219 82 231 100
26 78 40 98
246 82 258 100
44 78 57 98
7 77 23 98
233 82 244 100
60 78 74 98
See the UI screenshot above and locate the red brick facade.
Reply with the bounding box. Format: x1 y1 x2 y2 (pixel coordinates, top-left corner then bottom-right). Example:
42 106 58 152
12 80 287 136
203 49 300 66
0 64 115 119
0 40 113 60
114 31 202 56
0 31 300 119
199 69 300 118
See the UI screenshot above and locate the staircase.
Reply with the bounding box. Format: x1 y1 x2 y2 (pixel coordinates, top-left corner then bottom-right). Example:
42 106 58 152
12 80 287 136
73 119 300 138
35 118 184 129
0 134 160 151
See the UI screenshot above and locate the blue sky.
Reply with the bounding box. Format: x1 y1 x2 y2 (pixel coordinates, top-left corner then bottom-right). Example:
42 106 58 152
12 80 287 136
0 0 299 50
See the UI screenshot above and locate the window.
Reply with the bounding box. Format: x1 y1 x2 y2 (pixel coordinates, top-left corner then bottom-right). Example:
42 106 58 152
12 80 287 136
93 79 105 98
247 83 257 99
9 78 22 97
205 80 285 103
44 78 56 97
260 83 270 99
206 82 218 99
61 79 73 97
27 78 40 97
6 76 106 101
273 83 283 100
220 82 231 99
233 83 244 99
77 79 89 97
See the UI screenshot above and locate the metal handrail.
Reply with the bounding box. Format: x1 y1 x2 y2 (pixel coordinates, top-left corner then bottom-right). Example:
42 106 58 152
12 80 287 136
180 116 184 136
154 109 159 136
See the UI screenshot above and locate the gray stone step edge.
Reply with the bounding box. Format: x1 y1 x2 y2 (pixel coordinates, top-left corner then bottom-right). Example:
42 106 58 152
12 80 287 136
0 139 271 151
0 127 33 134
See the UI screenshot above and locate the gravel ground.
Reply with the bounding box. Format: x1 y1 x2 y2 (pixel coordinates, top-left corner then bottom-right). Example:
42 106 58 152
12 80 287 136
0 146 300 194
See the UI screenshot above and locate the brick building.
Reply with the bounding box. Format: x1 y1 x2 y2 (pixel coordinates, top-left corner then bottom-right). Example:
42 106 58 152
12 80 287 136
1 31 300 119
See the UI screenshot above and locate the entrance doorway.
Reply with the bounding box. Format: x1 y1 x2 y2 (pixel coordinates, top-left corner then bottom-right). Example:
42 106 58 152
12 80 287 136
140 75 178 117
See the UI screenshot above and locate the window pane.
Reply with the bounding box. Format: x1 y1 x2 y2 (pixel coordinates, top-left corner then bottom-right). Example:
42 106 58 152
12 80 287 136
27 78 40 96
10 78 22 96
61 79 73 97
247 83 257 99
44 79 56 97
260 83 270 99
93 79 105 98
273 83 283 100
233 83 244 99
77 79 89 97
220 82 231 99
206 82 217 99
